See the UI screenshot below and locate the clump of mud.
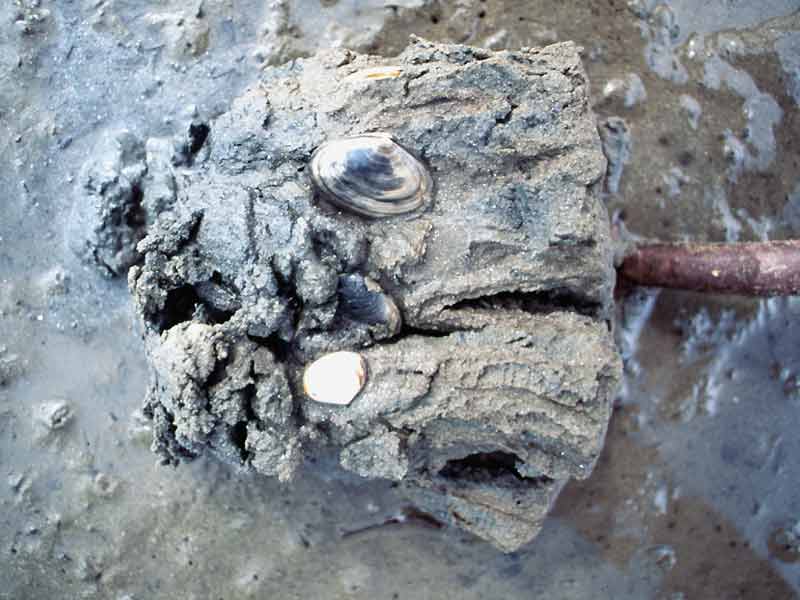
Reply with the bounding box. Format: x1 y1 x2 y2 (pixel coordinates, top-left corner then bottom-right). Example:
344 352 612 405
71 37 621 551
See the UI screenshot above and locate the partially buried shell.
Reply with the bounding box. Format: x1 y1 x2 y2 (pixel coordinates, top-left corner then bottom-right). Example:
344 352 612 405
344 66 404 82
309 133 432 217
338 274 402 336
303 351 367 406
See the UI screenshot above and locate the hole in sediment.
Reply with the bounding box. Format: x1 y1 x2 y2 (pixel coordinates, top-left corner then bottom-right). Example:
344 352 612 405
398 326 451 338
124 183 146 228
242 383 258 422
229 421 251 463
247 332 294 364
438 451 555 486
188 122 210 157
446 289 602 317
157 282 234 332
159 285 202 331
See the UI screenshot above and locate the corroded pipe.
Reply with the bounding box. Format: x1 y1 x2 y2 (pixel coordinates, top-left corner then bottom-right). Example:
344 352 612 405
619 240 800 297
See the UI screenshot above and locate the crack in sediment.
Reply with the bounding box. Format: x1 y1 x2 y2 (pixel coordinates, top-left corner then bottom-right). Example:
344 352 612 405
401 69 428 98
438 451 554 485
444 288 602 318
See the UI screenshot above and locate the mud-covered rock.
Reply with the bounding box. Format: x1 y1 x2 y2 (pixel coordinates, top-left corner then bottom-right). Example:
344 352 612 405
68 130 147 277
0 348 24 387
68 122 207 277
129 37 621 551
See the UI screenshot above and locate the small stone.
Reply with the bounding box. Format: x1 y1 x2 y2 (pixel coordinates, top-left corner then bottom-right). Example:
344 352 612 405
652 4 679 41
679 94 702 129
93 473 119 498
483 29 509 51
602 73 647 108
662 166 689 198
624 73 647 107
303 351 367 406
768 522 800 563
340 430 408 480
626 0 651 19
0 351 23 386
7 473 24 490
36 401 73 431
128 409 153 444
36 266 69 297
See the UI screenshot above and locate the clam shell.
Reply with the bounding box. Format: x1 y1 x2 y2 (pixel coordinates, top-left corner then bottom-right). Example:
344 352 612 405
345 66 404 81
338 274 402 335
303 351 367 406
309 133 432 217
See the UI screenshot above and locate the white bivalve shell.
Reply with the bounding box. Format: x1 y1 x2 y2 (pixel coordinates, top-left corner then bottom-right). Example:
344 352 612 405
309 133 432 217
302 351 368 406
344 66 404 82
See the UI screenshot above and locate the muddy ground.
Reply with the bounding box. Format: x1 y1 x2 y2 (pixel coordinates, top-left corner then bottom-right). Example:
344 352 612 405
2 1 800 598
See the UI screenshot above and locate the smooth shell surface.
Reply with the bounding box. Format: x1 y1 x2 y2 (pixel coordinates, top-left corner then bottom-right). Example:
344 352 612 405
303 351 367 406
309 134 432 217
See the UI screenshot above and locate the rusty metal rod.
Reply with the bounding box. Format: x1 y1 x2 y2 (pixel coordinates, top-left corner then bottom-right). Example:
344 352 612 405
618 240 800 297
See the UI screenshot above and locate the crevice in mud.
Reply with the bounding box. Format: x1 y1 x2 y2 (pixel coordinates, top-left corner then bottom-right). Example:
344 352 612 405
446 289 601 318
199 303 235 325
513 145 578 177
242 383 258 422
403 95 463 111
270 257 304 335
397 325 452 338
229 421 251 464
124 183 146 228
188 122 210 157
151 405 198 462
194 272 241 316
205 352 230 389
537 143 576 160
247 332 294 364
92 250 118 278
438 451 554 486
157 283 235 332
243 190 259 265
440 451 524 480
159 285 202 331
495 101 518 125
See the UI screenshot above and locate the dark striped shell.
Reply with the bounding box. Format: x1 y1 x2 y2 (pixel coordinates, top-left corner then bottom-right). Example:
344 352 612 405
338 274 401 335
309 134 432 218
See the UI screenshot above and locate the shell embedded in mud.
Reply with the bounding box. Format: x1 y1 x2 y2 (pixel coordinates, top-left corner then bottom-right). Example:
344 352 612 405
302 350 368 406
309 133 432 217
338 274 402 335
344 66 404 81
